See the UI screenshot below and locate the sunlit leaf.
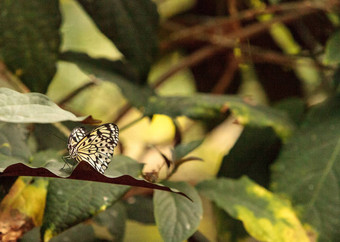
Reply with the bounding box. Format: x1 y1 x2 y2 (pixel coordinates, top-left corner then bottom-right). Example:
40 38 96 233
0 177 48 241
0 88 85 123
197 177 309 242
60 52 154 108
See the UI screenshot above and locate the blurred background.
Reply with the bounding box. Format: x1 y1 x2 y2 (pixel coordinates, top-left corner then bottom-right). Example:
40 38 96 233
1 0 339 241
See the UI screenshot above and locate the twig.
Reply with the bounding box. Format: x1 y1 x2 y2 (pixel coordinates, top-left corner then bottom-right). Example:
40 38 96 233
218 9 317 41
162 1 325 48
211 54 239 94
119 115 144 132
0 62 30 93
58 75 99 107
52 122 71 138
113 103 132 124
112 1 327 127
152 45 225 88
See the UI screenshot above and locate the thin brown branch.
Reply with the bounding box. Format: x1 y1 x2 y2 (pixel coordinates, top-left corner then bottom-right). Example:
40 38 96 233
112 103 132 123
58 76 99 107
156 6 319 85
0 62 30 93
211 54 239 94
162 1 326 48
152 45 225 88
111 1 332 125
113 46 228 123
219 9 317 41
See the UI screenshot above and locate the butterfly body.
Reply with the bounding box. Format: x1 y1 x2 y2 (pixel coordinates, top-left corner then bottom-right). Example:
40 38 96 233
64 123 119 174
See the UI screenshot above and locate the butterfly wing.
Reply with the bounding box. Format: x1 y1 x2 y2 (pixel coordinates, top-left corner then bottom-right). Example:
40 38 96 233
67 127 86 155
74 123 119 174
91 123 119 147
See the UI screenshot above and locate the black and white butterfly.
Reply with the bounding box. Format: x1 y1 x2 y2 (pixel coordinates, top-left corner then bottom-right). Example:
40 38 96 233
64 123 119 174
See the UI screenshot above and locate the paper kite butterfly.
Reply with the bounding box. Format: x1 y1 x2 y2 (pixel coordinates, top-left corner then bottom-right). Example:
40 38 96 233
64 123 119 174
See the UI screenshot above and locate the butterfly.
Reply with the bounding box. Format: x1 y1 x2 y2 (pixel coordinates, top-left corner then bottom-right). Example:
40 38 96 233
63 123 119 174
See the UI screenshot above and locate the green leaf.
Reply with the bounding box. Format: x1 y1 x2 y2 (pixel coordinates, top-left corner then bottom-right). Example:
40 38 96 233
0 0 61 93
154 181 202 242
0 123 31 167
271 95 340 242
302 93 340 127
125 195 155 224
325 30 340 64
78 0 159 80
40 159 133 241
213 206 248 242
50 202 126 242
33 124 68 151
41 177 127 241
0 153 191 201
0 88 85 123
218 127 281 187
18 227 40 242
61 52 154 108
145 94 295 140
197 177 309 242
90 202 126 241
172 139 203 161
274 98 305 125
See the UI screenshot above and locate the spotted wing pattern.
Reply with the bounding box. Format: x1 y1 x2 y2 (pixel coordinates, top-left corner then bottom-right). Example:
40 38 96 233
67 127 86 152
67 123 119 174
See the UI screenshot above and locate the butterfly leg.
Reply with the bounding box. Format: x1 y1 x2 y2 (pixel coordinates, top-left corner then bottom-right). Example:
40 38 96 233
61 156 73 172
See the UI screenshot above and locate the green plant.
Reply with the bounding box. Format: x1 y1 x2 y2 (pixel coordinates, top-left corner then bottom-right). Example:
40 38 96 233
0 0 339 241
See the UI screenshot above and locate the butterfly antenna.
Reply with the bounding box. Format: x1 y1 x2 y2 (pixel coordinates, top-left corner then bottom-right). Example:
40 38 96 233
52 133 67 144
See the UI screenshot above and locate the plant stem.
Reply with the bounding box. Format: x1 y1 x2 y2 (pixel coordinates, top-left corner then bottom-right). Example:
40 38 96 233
119 116 144 132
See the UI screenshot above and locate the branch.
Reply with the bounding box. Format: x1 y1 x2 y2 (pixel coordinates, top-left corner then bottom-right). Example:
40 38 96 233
58 75 99 107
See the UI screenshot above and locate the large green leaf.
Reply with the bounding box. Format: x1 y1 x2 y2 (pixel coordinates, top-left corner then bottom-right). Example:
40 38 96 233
22 203 126 242
61 52 154 108
41 178 127 241
50 202 126 242
153 181 202 242
197 177 309 242
271 95 340 242
0 0 61 93
274 98 305 125
1 151 189 201
144 94 295 140
40 157 140 241
78 0 159 80
0 88 85 123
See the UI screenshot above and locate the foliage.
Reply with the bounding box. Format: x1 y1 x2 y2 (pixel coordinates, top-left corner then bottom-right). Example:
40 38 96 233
0 0 339 241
